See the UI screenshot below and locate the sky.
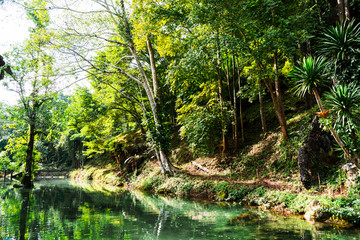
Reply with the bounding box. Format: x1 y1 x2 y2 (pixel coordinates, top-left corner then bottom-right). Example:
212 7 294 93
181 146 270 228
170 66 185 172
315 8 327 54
0 1 31 105
0 1 99 106
0 1 94 106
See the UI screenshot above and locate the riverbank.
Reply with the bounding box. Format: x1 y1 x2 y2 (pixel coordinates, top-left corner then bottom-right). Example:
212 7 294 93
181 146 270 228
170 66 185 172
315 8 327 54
68 158 360 229
66 110 360 228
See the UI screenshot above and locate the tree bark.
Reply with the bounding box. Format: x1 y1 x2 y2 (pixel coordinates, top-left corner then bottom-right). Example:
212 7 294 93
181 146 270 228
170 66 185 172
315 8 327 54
19 189 30 240
337 0 346 22
232 55 238 150
237 59 245 143
225 54 235 147
120 0 176 175
216 39 228 154
147 37 159 99
263 76 287 139
273 51 288 140
258 80 267 134
312 88 356 166
21 121 35 188
344 0 351 20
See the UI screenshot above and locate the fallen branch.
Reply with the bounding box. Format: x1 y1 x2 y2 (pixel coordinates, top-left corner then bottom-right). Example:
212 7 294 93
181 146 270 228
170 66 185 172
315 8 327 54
192 161 210 173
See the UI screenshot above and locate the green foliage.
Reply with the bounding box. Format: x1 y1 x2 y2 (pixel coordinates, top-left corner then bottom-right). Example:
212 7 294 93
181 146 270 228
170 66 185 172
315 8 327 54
289 56 328 97
325 83 360 128
323 76 360 155
347 183 360 199
226 185 255 202
25 0 50 30
178 105 224 156
318 19 360 84
319 19 360 61
0 152 11 171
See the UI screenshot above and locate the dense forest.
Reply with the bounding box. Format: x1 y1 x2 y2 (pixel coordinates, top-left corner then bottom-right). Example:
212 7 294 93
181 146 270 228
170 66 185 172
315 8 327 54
0 0 360 192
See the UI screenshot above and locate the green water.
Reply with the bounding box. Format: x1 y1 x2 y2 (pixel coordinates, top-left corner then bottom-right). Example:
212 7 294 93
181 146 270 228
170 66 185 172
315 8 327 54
0 179 359 240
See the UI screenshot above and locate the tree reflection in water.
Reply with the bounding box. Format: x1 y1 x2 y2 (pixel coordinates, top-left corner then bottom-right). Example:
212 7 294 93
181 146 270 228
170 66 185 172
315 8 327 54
19 189 30 240
0 180 360 240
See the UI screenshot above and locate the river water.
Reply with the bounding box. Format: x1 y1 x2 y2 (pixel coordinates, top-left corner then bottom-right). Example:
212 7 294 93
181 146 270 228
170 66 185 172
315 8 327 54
0 179 359 239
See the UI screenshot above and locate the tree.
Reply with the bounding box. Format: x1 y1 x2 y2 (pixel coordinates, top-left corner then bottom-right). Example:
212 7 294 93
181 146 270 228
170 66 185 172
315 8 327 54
2 0 57 187
290 56 356 166
0 55 13 80
50 0 177 175
325 82 360 159
240 0 316 140
318 19 360 84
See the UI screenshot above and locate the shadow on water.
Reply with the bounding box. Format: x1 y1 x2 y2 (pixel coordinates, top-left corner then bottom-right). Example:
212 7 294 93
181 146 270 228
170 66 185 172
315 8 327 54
0 179 360 239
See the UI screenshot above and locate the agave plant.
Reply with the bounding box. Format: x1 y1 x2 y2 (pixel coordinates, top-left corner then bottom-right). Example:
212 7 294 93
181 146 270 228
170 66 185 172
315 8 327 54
318 19 360 83
325 83 360 128
325 83 360 156
289 56 328 110
319 19 360 61
290 56 354 164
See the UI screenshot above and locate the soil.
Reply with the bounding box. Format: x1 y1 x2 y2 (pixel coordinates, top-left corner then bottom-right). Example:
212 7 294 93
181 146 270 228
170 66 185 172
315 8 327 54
181 157 300 193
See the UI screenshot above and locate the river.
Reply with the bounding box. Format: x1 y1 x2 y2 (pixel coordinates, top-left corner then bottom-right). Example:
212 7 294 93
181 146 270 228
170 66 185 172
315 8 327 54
0 179 359 239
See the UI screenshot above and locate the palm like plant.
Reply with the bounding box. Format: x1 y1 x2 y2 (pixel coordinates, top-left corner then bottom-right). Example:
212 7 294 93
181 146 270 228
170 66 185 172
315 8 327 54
290 56 327 111
325 83 360 128
290 56 354 163
319 19 360 60
319 19 360 83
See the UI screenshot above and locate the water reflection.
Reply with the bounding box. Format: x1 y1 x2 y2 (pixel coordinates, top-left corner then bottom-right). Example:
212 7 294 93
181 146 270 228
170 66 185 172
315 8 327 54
0 179 359 239
19 189 30 240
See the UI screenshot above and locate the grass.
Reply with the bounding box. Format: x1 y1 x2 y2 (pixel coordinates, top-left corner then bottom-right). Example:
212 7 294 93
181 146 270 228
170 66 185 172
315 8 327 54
69 165 123 186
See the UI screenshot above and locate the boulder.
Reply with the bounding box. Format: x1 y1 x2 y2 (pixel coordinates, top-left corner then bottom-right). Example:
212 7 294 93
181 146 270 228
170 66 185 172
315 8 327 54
297 116 336 189
342 163 359 188
304 200 331 223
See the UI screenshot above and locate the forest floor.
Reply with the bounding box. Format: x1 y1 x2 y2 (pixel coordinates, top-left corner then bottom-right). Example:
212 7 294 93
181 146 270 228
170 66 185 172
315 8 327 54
179 158 297 192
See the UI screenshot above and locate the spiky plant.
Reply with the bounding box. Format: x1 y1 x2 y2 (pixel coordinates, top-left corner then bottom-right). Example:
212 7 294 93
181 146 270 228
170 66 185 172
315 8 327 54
318 19 360 83
319 19 360 61
325 83 360 128
290 56 354 164
289 56 328 110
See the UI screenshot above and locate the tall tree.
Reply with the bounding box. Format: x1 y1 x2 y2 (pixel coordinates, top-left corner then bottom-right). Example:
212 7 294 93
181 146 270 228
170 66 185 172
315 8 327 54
50 0 177 175
2 0 56 187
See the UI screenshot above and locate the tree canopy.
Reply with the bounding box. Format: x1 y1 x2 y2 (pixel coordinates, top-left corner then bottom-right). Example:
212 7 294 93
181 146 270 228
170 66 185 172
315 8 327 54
1 0 360 186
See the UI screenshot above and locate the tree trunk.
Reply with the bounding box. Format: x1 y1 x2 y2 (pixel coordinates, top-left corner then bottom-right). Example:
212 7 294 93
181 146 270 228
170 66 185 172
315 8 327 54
215 32 228 154
344 0 351 20
225 54 235 147
19 189 30 240
237 60 245 143
258 80 267 134
337 0 346 22
147 37 159 99
232 55 238 150
263 76 287 139
120 0 176 175
216 46 228 154
314 0 323 23
312 88 356 166
273 51 288 140
21 122 35 188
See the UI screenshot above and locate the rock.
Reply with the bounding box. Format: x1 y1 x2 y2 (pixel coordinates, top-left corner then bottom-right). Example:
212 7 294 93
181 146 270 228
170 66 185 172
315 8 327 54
342 163 359 188
304 200 331 223
229 212 259 225
297 116 336 189
273 202 286 213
